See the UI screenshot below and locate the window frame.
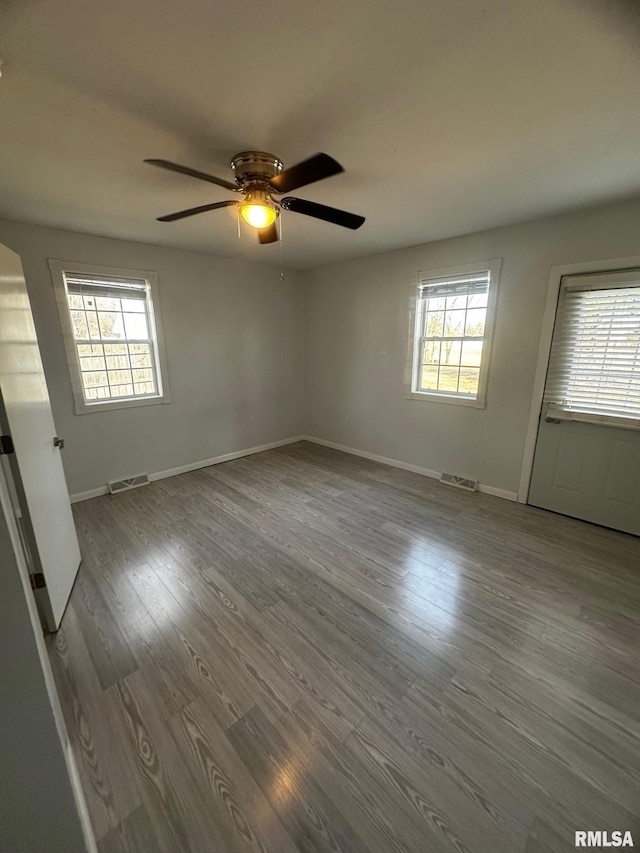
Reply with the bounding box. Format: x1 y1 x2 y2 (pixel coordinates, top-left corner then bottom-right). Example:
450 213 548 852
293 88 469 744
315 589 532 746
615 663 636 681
49 259 171 415
405 258 501 408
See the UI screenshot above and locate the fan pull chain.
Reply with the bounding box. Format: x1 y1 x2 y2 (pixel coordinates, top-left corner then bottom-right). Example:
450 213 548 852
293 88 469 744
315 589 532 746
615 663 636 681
279 213 285 280
237 206 241 240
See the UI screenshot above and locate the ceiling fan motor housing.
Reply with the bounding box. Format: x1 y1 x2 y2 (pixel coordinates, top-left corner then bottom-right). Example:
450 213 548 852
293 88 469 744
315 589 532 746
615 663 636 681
230 151 283 191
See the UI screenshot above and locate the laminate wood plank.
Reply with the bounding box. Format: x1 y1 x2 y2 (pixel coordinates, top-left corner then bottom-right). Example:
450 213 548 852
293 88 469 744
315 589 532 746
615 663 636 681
171 698 299 853
48 441 640 852
480 663 640 806
524 817 575 853
97 805 163 853
195 564 369 740
347 711 525 853
48 606 141 840
111 670 229 853
71 569 139 690
126 562 254 728
149 560 297 723
450 660 640 806
278 699 444 853
439 672 638 833
227 705 372 853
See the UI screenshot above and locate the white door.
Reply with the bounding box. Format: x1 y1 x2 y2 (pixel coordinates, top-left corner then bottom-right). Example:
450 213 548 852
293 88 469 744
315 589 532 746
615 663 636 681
528 268 640 535
0 242 81 630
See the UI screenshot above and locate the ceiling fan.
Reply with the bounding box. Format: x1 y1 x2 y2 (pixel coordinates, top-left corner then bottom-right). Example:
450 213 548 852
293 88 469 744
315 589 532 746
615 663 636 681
144 151 365 244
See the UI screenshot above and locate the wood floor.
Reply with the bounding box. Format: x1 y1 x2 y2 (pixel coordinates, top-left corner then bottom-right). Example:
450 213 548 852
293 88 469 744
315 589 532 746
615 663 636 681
49 441 640 853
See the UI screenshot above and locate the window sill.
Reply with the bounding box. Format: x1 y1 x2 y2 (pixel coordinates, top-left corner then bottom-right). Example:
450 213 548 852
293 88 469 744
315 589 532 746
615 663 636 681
407 390 486 408
74 393 171 415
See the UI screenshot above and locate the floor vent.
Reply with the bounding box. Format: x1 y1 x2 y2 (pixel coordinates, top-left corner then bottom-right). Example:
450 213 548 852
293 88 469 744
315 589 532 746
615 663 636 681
439 472 478 492
107 474 150 495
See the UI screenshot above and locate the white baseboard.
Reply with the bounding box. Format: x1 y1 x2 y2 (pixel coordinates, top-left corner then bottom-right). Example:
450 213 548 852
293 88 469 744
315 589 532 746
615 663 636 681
301 435 518 502
69 435 305 503
70 433 518 505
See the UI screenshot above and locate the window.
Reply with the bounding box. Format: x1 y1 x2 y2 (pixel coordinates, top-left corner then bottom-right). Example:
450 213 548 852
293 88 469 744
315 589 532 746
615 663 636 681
49 261 170 414
408 260 500 407
544 269 640 426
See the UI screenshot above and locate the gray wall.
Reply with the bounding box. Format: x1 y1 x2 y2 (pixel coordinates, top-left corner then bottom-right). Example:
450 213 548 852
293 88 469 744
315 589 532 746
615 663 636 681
0 221 304 496
303 197 640 496
0 482 89 852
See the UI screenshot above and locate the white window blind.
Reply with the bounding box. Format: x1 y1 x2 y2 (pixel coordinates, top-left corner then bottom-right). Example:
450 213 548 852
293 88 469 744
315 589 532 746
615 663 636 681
545 275 640 422
411 268 495 401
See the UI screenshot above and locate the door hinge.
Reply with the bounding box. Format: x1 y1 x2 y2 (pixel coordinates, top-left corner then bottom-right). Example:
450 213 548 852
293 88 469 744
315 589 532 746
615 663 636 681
0 434 15 455
30 573 46 590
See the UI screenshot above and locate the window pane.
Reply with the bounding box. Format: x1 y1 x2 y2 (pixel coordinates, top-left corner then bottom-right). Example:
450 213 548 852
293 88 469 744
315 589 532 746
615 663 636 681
422 340 442 364
71 311 89 339
468 293 488 309
426 296 445 311
123 312 149 339
110 384 134 397
130 350 151 368
77 343 101 356
465 308 486 336
458 367 480 395
443 310 465 337
420 365 439 390
134 381 156 395
425 311 444 337
79 355 106 372
104 343 128 355
95 296 119 311
441 340 462 366
438 367 460 392
85 311 101 340
461 340 483 366
108 369 133 386
106 354 130 369
132 367 153 383
98 311 121 339
81 371 107 388
68 294 84 309
445 295 467 310
122 298 146 313
85 386 110 400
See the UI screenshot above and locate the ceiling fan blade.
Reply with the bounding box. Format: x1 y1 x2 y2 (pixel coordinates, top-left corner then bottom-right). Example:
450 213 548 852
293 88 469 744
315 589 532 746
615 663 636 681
258 221 279 244
145 159 239 192
281 197 365 230
269 153 343 194
157 201 238 222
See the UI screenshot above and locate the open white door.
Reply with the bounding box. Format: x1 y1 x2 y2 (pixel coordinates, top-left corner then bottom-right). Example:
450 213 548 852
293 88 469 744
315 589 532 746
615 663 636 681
0 242 81 630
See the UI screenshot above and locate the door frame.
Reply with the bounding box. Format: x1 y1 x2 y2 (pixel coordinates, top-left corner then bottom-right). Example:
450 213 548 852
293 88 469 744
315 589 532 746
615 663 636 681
0 460 97 852
518 252 640 503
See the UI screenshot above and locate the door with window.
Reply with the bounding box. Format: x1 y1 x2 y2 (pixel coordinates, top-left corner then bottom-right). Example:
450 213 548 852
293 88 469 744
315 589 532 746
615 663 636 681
528 269 640 535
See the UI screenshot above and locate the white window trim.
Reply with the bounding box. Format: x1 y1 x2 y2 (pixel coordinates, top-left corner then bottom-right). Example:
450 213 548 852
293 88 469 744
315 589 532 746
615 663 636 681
49 259 171 415
405 258 502 408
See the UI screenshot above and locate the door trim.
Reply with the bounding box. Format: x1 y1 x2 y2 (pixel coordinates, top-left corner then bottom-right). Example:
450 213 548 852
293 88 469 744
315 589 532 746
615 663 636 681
518 253 640 503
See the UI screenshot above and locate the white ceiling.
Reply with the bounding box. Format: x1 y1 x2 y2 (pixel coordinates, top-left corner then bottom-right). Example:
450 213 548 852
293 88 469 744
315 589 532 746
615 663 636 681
1 0 639 269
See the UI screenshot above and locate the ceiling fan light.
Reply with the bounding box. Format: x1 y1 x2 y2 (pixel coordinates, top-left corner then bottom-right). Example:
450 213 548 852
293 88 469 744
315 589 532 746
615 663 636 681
240 202 277 229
